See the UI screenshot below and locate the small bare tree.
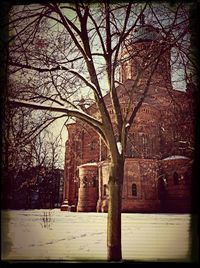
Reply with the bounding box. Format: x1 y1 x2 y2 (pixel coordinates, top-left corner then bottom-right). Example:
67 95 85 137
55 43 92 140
3 92 64 207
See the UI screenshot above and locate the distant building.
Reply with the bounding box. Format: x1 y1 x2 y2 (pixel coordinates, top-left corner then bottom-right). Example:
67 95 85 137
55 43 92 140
61 22 195 213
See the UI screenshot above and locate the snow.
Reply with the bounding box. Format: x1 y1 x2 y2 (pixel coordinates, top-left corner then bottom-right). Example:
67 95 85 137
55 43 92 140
163 155 190 161
163 178 167 185
117 141 122 155
1 210 191 262
9 98 65 109
78 162 98 167
67 107 101 124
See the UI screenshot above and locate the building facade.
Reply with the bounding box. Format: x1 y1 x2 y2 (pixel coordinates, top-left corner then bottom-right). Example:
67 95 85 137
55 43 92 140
61 23 195 213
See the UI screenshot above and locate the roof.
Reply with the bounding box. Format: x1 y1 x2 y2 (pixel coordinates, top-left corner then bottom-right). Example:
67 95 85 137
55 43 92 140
78 162 98 168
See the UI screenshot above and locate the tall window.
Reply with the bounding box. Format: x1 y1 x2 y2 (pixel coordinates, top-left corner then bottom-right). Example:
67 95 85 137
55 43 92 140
184 171 190 184
83 176 87 188
77 179 80 188
173 172 179 185
90 140 97 151
103 184 108 196
81 131 84 159
142 134 148 157
92 176 97 187
132 183 137 196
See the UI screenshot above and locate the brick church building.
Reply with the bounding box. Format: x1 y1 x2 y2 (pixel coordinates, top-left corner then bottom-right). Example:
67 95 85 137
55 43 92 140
61 22 195 213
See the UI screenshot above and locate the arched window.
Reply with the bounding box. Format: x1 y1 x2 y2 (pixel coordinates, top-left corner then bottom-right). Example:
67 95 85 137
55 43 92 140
184 171 190 184
83 176 87 188
90 140 97 151
81 130 85 139
92 176 97 187
76 177 80 188
173 172 179 185
158 176 166 199
132 183 137 196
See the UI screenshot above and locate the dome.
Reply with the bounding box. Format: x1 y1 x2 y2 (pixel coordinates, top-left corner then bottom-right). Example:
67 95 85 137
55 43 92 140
132 24 162 42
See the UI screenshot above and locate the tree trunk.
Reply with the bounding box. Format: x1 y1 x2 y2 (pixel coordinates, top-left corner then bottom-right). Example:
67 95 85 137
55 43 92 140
107 160 124 261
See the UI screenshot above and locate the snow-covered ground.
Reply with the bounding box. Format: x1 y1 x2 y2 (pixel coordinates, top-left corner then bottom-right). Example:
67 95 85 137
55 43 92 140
1 209 192 262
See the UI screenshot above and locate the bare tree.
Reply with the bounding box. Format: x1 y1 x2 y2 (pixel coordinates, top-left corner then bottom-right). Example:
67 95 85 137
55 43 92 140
4 2 195 261
2 89 64 207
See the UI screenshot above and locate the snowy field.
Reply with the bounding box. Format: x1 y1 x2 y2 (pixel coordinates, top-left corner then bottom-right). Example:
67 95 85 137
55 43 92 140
1 209 192 262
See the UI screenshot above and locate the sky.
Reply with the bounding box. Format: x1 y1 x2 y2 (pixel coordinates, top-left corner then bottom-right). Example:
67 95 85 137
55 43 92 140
47 117 68 168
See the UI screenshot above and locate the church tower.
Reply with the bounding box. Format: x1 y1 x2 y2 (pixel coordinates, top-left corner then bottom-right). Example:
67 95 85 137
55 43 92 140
120 15 172 91
61 14 194 213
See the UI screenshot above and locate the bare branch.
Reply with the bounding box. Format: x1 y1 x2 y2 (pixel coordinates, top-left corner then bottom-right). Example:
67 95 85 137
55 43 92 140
8 98 107 143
